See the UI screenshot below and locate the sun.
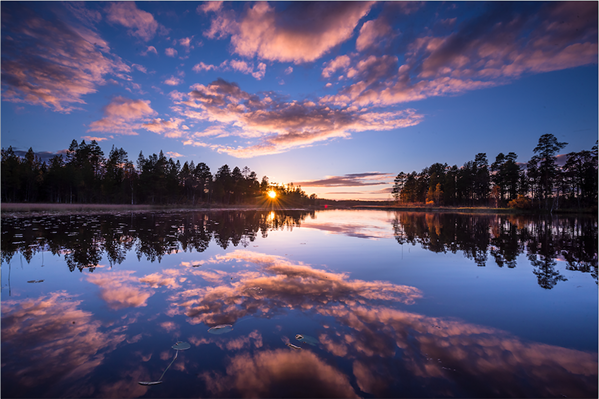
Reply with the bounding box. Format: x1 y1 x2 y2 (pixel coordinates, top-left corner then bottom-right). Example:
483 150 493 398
268 190 277 199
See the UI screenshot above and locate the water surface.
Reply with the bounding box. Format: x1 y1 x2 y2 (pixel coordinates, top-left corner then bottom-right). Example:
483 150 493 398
2 210 597 398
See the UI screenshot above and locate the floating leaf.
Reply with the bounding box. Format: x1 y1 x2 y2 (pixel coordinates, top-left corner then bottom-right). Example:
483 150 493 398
295 334 319 346
138 381 163 386
208 324 233 335
287 343 302 350
172 341 191 351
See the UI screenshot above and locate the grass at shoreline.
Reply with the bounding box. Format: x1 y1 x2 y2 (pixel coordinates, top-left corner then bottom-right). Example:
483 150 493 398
1 202 596 217
0 203 299 217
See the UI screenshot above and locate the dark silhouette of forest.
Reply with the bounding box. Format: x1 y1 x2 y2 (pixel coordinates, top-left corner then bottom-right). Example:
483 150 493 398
392 134 597 211
1 211 595 290
1 139 317 206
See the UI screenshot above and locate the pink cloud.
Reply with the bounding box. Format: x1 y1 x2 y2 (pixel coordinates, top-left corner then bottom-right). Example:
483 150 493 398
356 19 392 52
141 45 158 56
173 78 422 157
163 76 183 86
166 151 185 158
179 37 192 47
81 136 110 142
192 60 266 80
206 2 373 63
142 118 185 138
88 96 156 135
193 62 218 72
322 55 351 78
165 47 178 57
197 1 223 14
1 4 131 113
105 2 165 41
328 2 598 107
284 66 293 75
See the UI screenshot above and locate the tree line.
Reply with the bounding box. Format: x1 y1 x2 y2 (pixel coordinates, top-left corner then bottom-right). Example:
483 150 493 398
1 139 317 206
392 134 598 210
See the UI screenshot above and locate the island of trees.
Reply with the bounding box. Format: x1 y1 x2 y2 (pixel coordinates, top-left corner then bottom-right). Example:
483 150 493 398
1 139 317 207
392 134 597 212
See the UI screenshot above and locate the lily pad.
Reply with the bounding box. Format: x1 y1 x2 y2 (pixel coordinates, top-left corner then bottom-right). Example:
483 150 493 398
295 334 319 346
208 324 233 335
172 341 191 351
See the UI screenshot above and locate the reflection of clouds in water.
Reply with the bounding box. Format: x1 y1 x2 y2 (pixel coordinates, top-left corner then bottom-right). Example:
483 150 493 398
189 330 263 351
1 292 134 397
170 250 422 325
139 268 182 288
320 305 598 398
87 271 152 310
300 210 395 239
200 349 359 398
171 250 596 397
300 221 394 239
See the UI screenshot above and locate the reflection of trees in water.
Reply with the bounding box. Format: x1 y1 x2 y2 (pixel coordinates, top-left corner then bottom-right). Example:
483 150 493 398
391 212 597 288
1 211 311 271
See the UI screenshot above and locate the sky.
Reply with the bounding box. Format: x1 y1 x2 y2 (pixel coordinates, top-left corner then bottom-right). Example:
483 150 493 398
1 1 597 200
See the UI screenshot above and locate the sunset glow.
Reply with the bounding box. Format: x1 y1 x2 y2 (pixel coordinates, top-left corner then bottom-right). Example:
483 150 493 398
1 1 597 200
268 191 277 199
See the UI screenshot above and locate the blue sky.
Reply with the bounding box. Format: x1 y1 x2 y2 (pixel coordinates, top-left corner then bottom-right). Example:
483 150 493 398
1 1 597 200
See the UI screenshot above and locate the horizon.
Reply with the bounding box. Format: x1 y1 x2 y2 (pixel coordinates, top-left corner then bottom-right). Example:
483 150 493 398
2 1 597 201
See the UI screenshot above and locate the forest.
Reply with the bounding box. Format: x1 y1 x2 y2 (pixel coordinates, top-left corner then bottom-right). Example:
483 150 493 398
392 134 598 211
1 139 316 207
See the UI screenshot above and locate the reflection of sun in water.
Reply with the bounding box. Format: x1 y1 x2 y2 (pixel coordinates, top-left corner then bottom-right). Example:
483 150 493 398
268 190 277 199
268 211 275 221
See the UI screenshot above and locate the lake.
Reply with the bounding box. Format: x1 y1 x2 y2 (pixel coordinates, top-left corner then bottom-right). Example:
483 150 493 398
1 210 597 398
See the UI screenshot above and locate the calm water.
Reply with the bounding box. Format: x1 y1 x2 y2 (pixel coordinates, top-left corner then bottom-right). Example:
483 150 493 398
1 210 597 398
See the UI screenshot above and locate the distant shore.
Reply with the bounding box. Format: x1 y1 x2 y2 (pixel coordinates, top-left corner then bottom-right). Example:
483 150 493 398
350 204 598 214
1 202 596 218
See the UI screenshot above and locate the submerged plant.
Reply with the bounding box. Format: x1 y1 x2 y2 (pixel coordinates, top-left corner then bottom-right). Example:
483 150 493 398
138 341 190 386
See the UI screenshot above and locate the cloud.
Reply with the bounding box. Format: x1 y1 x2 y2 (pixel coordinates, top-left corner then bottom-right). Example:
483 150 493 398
81 136 110 142
142 117 186 138
324 2 598 107
105 2 165 41
193 62 218 72
179 37 192 47
192 60 266 79
166 151 185 158
163 76 183 86
299 172 394 187
141 45 158 56
356 19 392 52
1 3 131 113
88 96 156 135
174 78 423 157
165 47 178 57
205 2 374 63
322 55 351 78
197 1 223 14
284 66 293 75
64 2 102 26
